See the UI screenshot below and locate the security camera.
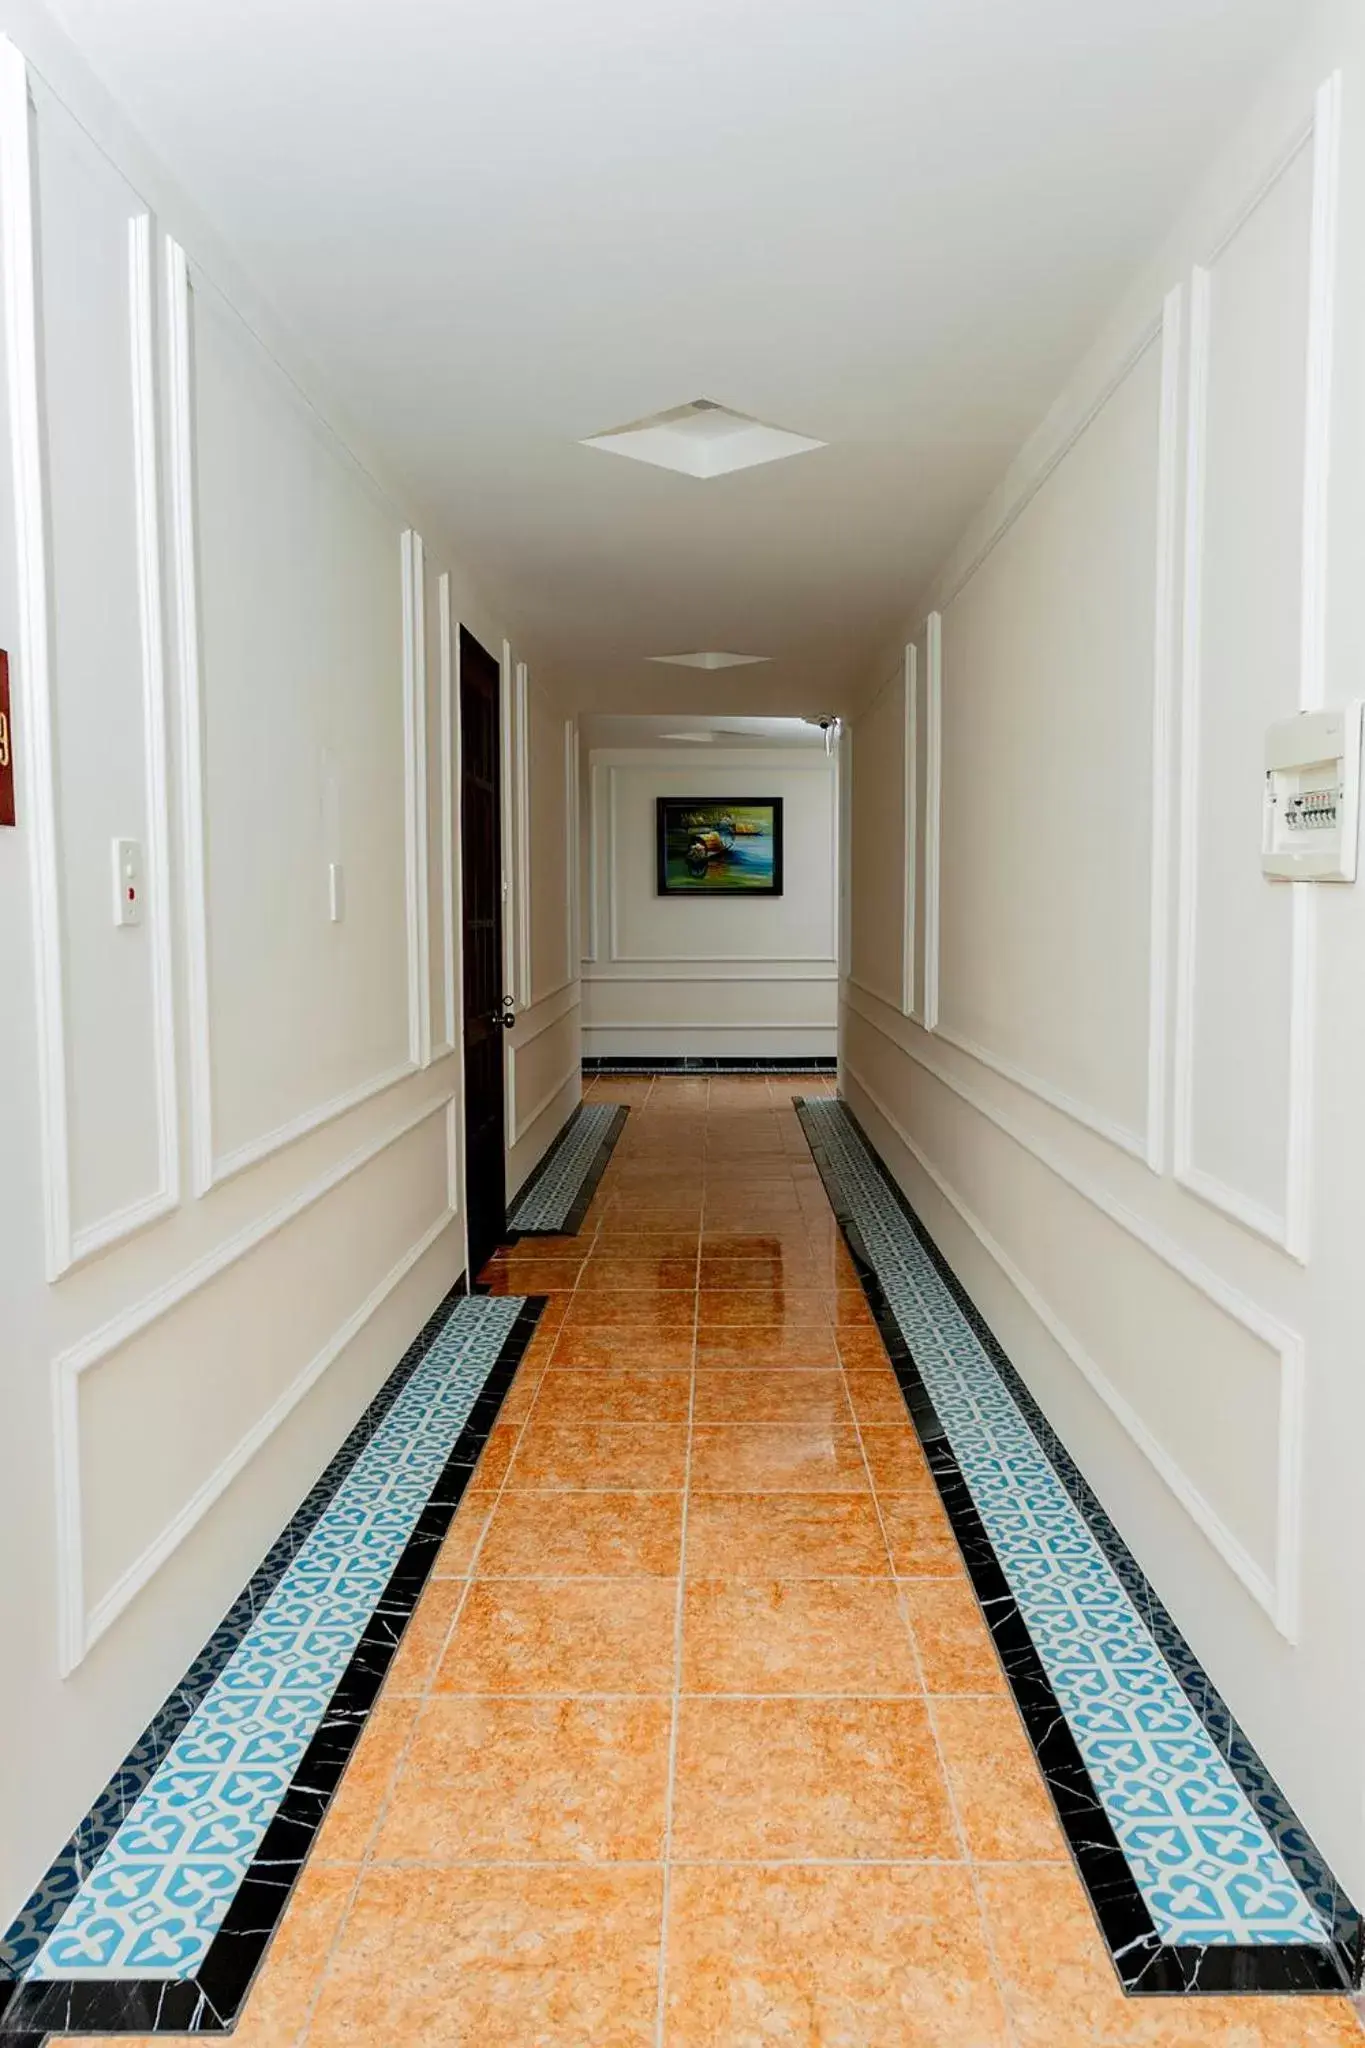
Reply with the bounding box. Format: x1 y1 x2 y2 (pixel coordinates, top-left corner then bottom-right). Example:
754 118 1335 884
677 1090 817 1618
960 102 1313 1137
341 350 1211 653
803 713 842 753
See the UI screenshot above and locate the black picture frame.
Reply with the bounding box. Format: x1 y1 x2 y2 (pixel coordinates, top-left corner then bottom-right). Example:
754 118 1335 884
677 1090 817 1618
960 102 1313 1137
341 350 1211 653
655 797 784 896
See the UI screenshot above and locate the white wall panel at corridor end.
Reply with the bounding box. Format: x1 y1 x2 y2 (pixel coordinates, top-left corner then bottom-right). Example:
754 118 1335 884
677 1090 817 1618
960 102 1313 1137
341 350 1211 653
581 751 839 1060
188 272 412 1183
937 331 1165 1160
605 760 835 964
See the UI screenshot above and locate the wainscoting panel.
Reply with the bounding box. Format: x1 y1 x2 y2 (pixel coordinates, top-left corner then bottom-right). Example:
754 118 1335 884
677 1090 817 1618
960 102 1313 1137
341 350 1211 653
61 1099 458 1671
843 998 1302 1639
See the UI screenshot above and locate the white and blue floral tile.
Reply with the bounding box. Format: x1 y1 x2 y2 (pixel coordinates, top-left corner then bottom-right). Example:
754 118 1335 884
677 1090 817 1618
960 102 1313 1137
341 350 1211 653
797 1098 1357 1992
20 1293 524 1988
507 1101 626 1233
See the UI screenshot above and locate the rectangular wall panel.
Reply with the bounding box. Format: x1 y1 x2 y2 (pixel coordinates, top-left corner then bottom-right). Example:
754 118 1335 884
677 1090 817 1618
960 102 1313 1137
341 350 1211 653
938 336 1165 1154
1177 136 1320 1247
527 685 572 1003
188 275 412 1177
75 1105 454 1645
845 1007 1290 1612
849 662 908 1011
28 80 175 1264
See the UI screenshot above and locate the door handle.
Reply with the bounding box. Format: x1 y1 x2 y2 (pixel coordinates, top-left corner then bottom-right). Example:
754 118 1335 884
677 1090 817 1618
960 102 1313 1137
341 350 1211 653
491 996 516 1030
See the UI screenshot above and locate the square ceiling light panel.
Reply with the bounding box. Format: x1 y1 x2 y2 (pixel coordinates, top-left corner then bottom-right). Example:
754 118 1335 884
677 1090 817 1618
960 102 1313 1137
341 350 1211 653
648 651 770 670
582 400 825 479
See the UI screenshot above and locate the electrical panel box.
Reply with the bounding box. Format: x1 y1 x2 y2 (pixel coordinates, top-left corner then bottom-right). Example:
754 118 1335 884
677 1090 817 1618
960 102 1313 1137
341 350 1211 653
1262 704 1362 882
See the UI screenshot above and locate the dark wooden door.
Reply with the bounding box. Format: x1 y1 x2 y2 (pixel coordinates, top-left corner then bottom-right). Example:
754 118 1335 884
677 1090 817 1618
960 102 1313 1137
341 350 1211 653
460 627 509 1282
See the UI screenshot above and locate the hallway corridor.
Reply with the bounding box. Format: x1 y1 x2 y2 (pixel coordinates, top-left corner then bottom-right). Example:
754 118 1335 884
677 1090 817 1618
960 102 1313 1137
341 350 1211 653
65 1077 1361 2047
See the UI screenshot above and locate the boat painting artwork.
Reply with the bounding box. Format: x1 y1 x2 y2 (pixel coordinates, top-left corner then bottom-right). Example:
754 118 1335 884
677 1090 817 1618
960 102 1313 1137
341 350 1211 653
656 797 784 895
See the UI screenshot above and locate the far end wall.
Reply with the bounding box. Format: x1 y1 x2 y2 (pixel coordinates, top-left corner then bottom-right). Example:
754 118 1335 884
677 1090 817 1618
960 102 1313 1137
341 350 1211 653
581 750 838 1061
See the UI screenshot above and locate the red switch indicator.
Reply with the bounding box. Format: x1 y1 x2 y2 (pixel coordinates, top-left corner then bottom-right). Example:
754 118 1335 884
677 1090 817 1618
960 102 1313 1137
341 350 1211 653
0 649 15 827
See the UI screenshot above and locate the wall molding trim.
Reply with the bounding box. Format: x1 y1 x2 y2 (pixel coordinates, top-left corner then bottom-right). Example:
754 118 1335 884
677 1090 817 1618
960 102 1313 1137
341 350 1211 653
0 39 70 1279
513 661 532 1009
499 639 516 1002
589 1019 836 1034
1172 82 1338 1264
840 1035 1302 1641
846 658 909 1015
920 613 942 1030
1143 286 1183 1178
170 244 424 1195
508 982 580 1145
401 529 431 1068
846 974 906 1012
582 758 601 964
53 1092 459 1674
208 1060 420 1188
592 968 838 984
843 987 1296 1334
567 719 582 979
447 606 467 1280
166 235 215 1199
901 640 918 1018
937 318 1166 619
0 57 181 1276
931 1024 1151 1164
510 1055 582 1151
929 314 1178 1175
431 570 457 1060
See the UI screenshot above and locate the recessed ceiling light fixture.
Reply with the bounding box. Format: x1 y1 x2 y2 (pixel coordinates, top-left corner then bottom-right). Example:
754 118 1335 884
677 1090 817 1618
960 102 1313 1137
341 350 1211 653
582 399 824 480
648 651 770 671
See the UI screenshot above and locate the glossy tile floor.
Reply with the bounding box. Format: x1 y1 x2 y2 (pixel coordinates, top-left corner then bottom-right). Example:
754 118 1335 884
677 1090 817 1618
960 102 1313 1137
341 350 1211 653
72 1077 1364 2046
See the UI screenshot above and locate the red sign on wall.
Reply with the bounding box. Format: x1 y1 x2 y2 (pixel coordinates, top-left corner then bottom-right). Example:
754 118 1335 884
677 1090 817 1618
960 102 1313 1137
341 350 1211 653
0 650 14 827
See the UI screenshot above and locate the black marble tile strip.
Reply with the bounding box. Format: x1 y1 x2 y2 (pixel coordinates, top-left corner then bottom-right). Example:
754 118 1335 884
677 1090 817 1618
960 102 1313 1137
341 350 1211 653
504 1103 630 1241
581 1055 837 1073
795 1100 1357 1999
0 1296 544 2043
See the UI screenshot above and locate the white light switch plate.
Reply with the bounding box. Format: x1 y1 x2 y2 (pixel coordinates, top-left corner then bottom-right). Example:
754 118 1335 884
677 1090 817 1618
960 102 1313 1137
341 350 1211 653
112 838 143 926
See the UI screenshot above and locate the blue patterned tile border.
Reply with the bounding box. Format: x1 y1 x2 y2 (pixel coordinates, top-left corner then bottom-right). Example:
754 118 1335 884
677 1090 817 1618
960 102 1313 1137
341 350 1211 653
0 1290 543 2039
507 1102 627 1235
796 1098 1359 1998
0 1278 477 1999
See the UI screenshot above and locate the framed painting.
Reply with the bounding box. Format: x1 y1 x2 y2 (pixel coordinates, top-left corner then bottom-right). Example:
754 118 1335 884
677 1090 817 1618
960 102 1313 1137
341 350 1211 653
656 797 784 896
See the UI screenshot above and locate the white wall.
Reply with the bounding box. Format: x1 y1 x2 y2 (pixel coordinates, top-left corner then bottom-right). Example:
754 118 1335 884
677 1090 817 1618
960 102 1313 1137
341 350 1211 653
0 22 572 1929
581 749 838 1060
844 0 1365 1904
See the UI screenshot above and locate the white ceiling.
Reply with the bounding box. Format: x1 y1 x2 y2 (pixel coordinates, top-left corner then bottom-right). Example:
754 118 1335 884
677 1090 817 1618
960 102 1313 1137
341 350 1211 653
45 0 1305 714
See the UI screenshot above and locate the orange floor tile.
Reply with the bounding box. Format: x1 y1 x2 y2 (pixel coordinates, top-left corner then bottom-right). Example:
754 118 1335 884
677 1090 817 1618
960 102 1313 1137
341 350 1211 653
70 1073 1365 2046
